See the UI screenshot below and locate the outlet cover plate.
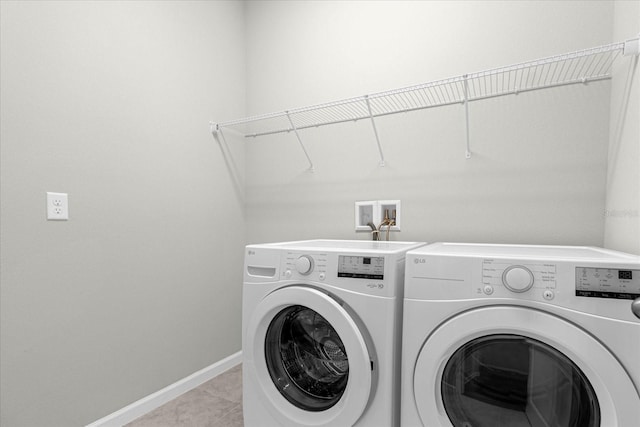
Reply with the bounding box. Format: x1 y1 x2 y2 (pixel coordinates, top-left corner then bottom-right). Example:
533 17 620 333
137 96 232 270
47 192 69 220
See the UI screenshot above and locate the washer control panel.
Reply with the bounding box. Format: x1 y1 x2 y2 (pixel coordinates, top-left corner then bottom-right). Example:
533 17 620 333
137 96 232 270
576 267 640 300
276 250 400 297
337 255 384 280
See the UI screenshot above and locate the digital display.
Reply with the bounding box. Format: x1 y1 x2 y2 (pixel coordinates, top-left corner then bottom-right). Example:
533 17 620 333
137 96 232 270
619 270 633 280
338 255 384 280
576 267 640 300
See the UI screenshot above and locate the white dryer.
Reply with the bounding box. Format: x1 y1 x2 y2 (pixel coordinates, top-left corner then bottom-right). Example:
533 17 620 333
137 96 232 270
243 240 425 427
401 242 640 427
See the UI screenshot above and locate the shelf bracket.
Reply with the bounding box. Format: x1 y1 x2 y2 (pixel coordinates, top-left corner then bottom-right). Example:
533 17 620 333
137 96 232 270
623 35 640 56
365 95 386 167
463 75 472 159
285 111 314 172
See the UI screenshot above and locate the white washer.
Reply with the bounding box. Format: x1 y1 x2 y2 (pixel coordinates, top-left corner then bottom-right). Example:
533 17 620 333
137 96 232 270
243 240 426 427
401 242 640 427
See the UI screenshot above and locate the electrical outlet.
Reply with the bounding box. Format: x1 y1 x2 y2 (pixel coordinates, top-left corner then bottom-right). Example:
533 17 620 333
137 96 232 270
47 192 69 220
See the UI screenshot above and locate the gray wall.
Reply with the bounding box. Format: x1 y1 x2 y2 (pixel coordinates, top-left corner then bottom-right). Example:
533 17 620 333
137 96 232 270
605 1 640 255
0 1 245 425
1 1 637 426
243 1 619 247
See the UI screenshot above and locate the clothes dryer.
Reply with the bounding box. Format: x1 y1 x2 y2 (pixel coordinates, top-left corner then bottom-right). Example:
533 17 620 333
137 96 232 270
243 240 425 427
401 242 640 427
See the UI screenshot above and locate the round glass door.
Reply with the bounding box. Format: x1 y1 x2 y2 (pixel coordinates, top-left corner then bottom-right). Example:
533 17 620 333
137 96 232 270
246 286 372 427
412 307 638 427
265 305 349 411
441 334 600 427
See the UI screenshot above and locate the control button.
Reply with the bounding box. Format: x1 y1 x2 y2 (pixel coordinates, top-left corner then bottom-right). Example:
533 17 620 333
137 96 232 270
483 285 494 295
502 266 534 293
285 270 292 279
318 273 326 281
543 290 554 300
295 255 314 275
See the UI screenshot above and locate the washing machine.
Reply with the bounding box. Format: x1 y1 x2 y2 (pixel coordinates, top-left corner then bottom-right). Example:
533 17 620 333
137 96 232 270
401 242 640 427
242 239 426 427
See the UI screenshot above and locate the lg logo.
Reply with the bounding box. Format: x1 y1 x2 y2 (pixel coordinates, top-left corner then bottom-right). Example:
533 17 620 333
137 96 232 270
248 250 255 255
414 258 426 264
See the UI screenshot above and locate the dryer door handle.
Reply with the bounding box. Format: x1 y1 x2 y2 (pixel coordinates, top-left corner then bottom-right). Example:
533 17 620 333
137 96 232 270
632 297 640 320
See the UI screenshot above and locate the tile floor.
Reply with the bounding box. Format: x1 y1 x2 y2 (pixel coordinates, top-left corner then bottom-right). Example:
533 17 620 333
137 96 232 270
125 364 243 427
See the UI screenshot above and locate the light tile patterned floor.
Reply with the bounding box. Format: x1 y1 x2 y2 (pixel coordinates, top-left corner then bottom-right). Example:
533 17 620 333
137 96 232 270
125 364 243 427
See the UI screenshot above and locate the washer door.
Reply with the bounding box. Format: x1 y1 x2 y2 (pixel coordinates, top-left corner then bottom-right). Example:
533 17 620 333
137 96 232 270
246 286 372 427
413 307 639 427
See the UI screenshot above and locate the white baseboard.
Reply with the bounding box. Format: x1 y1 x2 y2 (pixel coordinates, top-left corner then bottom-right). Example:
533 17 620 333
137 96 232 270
86 351 242 427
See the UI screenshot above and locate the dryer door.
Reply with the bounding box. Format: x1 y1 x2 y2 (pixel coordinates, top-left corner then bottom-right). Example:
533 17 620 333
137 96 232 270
246 286 372 427
412 306 639 427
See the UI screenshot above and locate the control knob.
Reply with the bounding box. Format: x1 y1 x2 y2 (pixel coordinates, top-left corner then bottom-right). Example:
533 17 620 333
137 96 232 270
502 265 534 293
295 255 314 275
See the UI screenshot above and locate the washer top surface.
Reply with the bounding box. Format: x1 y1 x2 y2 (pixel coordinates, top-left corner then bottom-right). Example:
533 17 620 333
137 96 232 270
409 242 639 262
249 239 425 254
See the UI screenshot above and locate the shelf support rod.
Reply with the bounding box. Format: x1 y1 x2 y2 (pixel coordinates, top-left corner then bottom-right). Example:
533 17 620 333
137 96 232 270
365 95 386 167
286 111 314 172
463 75 472 159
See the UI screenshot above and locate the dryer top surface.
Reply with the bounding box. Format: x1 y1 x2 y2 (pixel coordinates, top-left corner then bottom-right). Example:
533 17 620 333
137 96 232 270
409 242 639 262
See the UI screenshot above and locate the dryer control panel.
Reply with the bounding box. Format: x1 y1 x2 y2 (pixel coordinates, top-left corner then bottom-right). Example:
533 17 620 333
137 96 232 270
482 259 557 297
576 267 640 300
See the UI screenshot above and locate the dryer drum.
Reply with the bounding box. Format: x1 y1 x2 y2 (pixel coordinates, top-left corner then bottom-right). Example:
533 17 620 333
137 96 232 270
264 305 349 412
441 334 600 427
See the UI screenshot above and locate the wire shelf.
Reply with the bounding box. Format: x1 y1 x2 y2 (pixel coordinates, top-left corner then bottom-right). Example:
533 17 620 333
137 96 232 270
211 38 638 165
215 41 627 137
